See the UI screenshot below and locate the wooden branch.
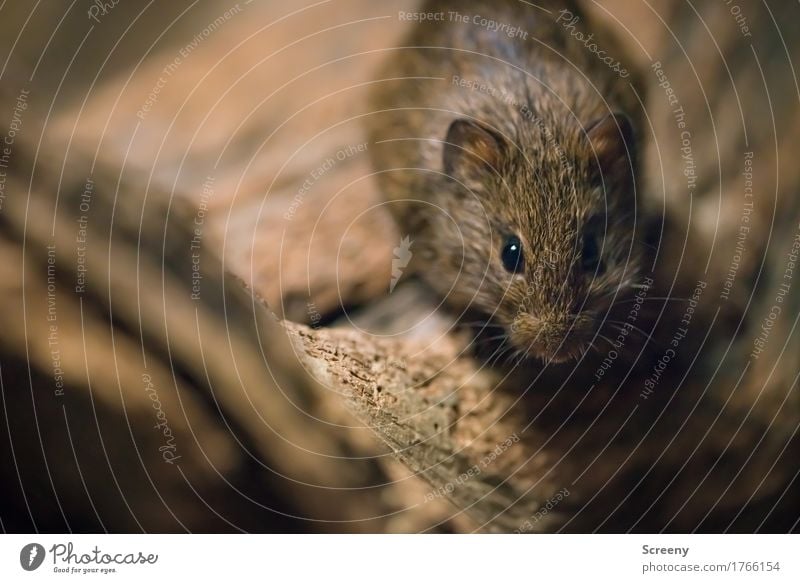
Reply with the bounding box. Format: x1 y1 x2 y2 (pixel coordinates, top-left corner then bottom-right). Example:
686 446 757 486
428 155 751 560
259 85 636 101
1 0 796 534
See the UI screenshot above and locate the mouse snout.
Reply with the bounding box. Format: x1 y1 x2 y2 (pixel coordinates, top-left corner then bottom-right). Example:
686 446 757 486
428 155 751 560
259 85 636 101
510 311 592 363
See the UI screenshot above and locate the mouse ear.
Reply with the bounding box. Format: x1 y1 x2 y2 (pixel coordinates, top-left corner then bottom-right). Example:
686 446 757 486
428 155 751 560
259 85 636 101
443 119 507 180
584 112 635 189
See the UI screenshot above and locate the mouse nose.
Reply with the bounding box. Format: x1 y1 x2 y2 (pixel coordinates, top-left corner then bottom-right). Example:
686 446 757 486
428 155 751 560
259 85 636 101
510 313 590 363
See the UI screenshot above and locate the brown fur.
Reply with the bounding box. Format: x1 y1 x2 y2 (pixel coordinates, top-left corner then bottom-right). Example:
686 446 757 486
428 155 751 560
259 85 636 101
367 0 646 362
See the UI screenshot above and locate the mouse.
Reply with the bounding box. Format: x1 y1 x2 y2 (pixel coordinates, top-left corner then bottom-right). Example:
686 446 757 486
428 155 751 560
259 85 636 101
366 0 648 363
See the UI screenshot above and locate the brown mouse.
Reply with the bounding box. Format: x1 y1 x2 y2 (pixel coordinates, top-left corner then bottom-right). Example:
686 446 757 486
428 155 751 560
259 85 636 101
367 0 647 363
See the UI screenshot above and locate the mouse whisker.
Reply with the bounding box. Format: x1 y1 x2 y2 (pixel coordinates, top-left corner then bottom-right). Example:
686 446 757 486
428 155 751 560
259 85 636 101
512 350 529 367
610 296 689 306
594 332 619 352
480 337 512 365
594 284 640 305
587 337 603 355
477 334 510 344
488 345 512 367
605 319 656 340
459 320 505 331
606 322 662 351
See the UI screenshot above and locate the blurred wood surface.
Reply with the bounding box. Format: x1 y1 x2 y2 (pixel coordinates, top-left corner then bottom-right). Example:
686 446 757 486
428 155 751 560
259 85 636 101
0 0 797 532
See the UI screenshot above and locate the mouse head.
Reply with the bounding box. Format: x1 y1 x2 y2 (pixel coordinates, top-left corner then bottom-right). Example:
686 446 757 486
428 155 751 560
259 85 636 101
427 111 640 363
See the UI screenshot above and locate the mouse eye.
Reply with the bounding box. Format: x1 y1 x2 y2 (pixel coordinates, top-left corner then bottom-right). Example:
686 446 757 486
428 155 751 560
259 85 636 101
501 235 525 273
581 231 605 273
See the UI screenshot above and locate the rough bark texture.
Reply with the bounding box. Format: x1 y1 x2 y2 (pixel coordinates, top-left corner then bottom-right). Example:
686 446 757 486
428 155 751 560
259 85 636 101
0 0 797 532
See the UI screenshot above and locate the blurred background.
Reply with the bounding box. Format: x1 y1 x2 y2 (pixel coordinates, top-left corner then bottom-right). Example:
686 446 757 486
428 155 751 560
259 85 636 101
0 0 797 532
